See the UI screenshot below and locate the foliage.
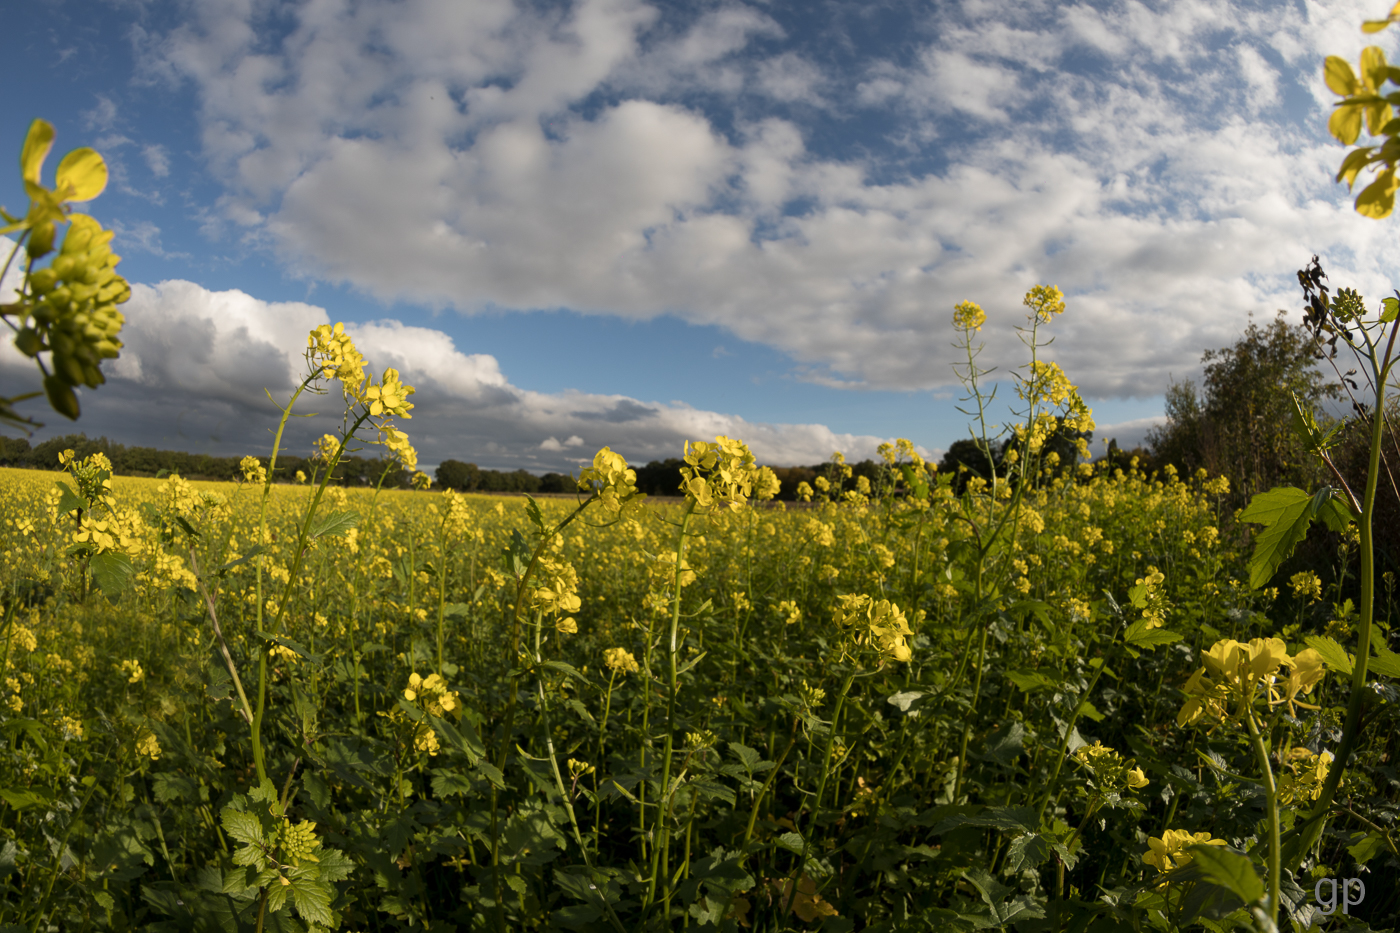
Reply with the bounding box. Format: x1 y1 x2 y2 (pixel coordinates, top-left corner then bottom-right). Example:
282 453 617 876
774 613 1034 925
1148 313 1338 504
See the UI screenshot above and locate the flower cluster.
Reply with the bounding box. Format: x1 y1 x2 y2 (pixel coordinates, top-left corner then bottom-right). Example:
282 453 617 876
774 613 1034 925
1143 829 1228 872
833 594 914 664
239 456 268 485
680 436 760 512
529 553 583 631
578 447 641 517
1277 747 1336 805
953 300 986 332
307 322 366 391
276 819 322 866
1073 740 1149 797
403 672 460 717
5 120 130 420
1024 284 1066 323
1178 638 1327 726
603 647 639 674
1129 567 1170 630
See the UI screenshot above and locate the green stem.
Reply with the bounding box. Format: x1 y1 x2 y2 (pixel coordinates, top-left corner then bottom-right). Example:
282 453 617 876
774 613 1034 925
785 671 856 915
1243 708 1280 927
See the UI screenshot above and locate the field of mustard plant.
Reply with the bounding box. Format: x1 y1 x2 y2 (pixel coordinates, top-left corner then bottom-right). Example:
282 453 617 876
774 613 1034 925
6 8 1400 928
2 275 1397 933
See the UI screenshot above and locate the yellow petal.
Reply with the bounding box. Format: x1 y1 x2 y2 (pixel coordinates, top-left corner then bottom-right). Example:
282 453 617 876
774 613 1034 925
55 148 108 202
20 119 55 186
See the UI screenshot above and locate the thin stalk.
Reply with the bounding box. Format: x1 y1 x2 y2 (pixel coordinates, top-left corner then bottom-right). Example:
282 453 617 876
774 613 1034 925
785 671 856 915
1244 709 1281 927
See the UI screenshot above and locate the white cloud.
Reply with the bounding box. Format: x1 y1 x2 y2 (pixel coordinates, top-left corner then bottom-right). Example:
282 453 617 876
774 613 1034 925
1 279 910 468
141 0 1400 405
143 144 172 177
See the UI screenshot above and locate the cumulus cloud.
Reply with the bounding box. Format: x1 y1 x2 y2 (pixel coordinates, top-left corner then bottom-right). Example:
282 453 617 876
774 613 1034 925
133 0 1400 404
0 279 913 469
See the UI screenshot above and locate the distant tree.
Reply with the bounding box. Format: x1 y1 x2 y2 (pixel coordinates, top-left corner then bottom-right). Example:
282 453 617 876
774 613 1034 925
635 459 685 497
436 459 480 491
1147 312 1337 503
539 472 576 493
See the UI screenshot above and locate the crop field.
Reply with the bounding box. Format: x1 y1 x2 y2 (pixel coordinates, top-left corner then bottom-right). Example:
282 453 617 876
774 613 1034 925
2 400 1398 932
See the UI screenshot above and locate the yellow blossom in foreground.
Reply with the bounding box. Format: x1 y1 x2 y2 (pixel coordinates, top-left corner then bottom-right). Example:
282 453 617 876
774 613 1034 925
403 672 459 717
363 367 415 419
120 659 144 683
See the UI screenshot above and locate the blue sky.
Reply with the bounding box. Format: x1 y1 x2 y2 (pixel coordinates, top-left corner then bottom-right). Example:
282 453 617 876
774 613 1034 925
4 0 1399 471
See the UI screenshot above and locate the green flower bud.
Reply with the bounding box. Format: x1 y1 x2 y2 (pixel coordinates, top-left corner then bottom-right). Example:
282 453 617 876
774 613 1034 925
44 374 80 420
14 328 43 357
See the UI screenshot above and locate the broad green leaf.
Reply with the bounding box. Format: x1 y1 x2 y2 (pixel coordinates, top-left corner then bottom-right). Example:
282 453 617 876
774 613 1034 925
1238 486 1351 589
309 509 359 539
1004 669 1056 692
1186 845 1264 905
288 871 335 926
1002 833 1052 873
55 481 87 516
20 120 54 186
220 808 264 847
429 713 486 763
90 550 134 598
1348 830 1387 864
55 148 107 201
541 659 593 687
1331 103 1364 145
1369 644 1400 678
1383 295 1400 323
1125 621 1182 648
1304 635 1354 676
886 690 927 711
1355 167 1398 217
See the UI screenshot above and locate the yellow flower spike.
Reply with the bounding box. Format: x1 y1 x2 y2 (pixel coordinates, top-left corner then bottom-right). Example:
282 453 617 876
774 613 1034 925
953 299 987 331
364 367 416 419
1024 284 1066 323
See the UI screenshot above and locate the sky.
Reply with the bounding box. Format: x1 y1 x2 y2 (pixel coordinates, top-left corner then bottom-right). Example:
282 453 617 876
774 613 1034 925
3 0 1400 473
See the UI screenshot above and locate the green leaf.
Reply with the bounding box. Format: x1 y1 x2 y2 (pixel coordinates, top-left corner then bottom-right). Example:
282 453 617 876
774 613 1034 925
308 509 359 540
523 494 546 535
1124 622 1182 649
55 481 86 516
885 690 927 712
1186 845 1264 905
1002 833 1052 873
288 870 335 925
1304 635 1354 676
1383 295 1400 323
1004 670 1056 692
220 808 264 847
90 550 135 598
1239 487 1347 589
218 546 266 575
540 660 593 687
1368 643 1400 678
1348 830 1387 864
429 713 486 763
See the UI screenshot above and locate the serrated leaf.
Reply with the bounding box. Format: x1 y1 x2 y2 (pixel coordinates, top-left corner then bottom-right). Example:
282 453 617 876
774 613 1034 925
1304 635 1354 676
1239 487 1320 589
1369 644 1400 678
309 509 359 540
728 742 764 772
1002 833 1052 874
221 808 264 846
541 659 593 687
1004 670 1055 692
289 871 335 925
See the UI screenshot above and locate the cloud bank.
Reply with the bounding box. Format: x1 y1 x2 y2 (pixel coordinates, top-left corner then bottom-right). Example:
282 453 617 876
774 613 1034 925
0 276 913 470
133 0 1400 400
